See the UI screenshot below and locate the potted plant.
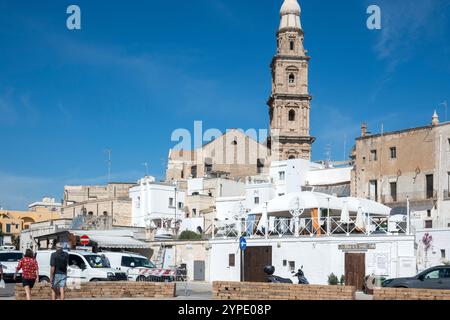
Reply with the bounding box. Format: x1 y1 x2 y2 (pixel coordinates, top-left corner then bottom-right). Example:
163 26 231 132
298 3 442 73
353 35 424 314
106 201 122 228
328 273 339 285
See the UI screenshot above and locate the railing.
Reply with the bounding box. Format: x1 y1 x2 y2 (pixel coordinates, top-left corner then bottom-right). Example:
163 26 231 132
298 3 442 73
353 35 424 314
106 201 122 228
212 215 409 239
381 190 438 204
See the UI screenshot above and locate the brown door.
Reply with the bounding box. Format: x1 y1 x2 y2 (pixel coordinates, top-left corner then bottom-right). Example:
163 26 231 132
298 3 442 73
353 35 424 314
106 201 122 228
241 246 272 282
345 253 366 291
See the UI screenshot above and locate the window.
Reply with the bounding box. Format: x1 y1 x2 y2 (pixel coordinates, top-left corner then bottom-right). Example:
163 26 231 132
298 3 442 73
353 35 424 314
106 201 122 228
288 261 296 272
390 147 397 159
192 209 197 216
369 180 378 201
169 198 174 207
425 220 433 229
289 109 296 121
426 174 434 199
288 73 295 84
427 210 432 218
229 254 235 267
136 196 140 209
6 224 10 233
191 165 197 177
390 182 397 202
69 254 86 269
178 202 183 209
279 171 285 181
290 41 294 51
441 250 446 259
370 150 377 161
232 140 238 146
254 197 260 205
424 270 440 279
283 260 287 267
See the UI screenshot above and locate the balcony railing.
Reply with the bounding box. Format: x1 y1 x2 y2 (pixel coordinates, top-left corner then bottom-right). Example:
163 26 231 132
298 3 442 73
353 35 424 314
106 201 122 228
381 190 438 204
212 215 409 239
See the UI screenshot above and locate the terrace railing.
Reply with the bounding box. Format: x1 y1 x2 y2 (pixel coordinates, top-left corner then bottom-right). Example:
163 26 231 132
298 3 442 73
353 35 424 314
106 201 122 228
212 216 409 240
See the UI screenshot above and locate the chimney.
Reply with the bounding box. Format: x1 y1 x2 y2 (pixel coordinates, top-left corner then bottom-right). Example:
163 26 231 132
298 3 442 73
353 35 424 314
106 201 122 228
361 122 368 137
432 110 440 126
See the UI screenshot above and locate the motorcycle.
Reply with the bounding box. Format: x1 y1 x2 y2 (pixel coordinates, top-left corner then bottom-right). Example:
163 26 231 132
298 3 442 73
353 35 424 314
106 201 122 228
293 266 309 285
264 265 309 285
264 266 293 284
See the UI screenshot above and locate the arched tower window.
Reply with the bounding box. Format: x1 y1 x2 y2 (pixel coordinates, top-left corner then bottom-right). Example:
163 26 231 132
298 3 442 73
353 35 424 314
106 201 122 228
289 109 296 121
290 41 294 51
288 73 295 84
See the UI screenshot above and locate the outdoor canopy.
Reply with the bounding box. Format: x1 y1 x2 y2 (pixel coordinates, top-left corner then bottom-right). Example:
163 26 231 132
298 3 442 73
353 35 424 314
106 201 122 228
248 191 391 217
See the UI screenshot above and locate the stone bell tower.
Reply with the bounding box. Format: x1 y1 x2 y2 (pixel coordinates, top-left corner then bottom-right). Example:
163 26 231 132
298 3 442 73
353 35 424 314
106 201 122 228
268 0 315 161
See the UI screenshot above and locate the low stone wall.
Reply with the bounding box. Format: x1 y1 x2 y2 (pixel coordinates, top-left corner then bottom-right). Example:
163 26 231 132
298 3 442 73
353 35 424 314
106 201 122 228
374 288 450 300
15 281 176 300
213 281 355 300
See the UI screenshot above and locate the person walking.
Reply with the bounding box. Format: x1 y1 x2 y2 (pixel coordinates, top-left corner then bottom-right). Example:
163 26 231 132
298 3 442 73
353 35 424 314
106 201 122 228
50 243 69 300
14 249 39 300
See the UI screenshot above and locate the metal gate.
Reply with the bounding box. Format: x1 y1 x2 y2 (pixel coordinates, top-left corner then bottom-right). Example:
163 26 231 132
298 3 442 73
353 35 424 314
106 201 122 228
193 260 205 281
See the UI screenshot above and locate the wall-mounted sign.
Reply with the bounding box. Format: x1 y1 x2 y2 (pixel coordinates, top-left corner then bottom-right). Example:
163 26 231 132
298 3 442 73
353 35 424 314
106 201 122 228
338 243 376 251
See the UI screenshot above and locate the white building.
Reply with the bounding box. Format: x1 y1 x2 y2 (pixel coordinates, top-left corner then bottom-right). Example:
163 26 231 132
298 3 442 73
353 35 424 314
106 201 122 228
129 176 185 233
28 197 62 212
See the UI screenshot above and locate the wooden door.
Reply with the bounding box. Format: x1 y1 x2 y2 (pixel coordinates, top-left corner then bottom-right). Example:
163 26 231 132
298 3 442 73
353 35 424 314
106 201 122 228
242 246 272 283
345 253 366 291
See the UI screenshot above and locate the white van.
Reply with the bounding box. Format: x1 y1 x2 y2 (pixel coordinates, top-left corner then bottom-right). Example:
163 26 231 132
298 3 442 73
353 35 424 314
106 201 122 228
36 250 128 283
101 251 157 281
0 249 23 282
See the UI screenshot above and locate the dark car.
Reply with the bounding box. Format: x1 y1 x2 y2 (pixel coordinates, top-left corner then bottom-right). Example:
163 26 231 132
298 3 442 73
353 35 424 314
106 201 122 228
382 265 450 289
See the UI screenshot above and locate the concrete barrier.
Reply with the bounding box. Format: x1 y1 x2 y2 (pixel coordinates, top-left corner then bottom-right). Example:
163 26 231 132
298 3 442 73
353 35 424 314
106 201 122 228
213 281 356 300
374 287 450 300
15 281 176 300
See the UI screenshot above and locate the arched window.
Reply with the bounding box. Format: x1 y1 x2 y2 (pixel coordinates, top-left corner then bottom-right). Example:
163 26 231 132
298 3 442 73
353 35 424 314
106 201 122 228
289 73 295 84
289 109 296 121
289 155 296 160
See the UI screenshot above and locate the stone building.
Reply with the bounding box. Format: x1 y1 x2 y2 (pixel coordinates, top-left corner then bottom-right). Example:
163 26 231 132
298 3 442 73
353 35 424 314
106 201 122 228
351 112 450 229
165 0 314 181
166 129 270 182
61 182 135 227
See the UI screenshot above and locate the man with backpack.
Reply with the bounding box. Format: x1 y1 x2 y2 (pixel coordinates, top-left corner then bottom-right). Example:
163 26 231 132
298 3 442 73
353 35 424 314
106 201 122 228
50 243 69 300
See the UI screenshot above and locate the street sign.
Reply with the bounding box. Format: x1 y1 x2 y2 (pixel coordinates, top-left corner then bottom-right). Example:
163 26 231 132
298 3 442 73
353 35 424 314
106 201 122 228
80 235 90 246
239 237 247 251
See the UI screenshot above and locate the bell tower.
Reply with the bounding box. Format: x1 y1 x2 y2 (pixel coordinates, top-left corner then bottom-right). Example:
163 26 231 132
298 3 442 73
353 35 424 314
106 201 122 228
268 0 315 161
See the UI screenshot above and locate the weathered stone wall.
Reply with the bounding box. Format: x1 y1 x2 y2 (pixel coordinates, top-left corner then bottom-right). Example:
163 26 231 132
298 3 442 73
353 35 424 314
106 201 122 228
374 288 450 300
213 281 355 300
15 281 176 300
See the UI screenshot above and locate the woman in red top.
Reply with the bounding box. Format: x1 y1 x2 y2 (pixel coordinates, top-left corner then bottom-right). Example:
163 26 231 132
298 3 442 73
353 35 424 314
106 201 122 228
14 249 39 300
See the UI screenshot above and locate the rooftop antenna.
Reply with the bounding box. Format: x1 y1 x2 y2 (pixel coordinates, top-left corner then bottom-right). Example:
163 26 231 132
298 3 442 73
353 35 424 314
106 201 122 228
324 144 332 167
440 100 448 122
343 134 347 161
105 149 112 183
143 162 149 176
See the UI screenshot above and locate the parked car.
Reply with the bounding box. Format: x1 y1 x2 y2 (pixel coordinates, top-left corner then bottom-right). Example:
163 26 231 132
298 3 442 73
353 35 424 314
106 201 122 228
0 249 23 283
35 250 128 283
101 251 176 282
382 265 450 289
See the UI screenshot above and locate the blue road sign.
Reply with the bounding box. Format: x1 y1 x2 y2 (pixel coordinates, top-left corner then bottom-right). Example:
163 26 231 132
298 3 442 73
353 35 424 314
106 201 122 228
239 237 247 251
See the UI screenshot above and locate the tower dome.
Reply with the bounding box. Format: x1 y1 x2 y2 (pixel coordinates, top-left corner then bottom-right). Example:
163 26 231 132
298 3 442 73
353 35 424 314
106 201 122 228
280 0 301 16
279 0 302 31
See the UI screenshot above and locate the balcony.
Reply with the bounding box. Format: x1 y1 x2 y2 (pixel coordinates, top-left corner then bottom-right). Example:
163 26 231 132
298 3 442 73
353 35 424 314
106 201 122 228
381 190 438 204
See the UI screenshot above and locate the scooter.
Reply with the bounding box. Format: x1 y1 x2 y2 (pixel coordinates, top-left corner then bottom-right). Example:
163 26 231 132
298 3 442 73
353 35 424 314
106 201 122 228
264 266 293 284
293 266 309 285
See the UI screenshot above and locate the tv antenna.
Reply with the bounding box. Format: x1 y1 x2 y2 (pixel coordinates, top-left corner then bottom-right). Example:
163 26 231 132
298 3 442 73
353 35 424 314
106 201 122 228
143 162 149 176
105 149 112 183
440 100 448 122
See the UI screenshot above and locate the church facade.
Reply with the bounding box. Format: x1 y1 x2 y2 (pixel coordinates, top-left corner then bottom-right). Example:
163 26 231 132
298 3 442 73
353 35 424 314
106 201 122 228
166 0 314 181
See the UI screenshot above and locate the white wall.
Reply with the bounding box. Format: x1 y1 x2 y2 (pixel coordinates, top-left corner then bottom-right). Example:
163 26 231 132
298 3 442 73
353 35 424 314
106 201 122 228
306 167 352 186
415 228 450 271
209 236 416 284
215 197 246 221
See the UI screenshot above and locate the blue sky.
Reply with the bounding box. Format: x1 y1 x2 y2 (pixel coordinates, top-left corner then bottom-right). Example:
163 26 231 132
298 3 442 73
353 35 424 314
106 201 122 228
0 0 449 209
